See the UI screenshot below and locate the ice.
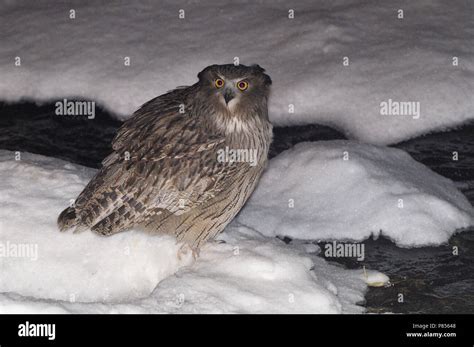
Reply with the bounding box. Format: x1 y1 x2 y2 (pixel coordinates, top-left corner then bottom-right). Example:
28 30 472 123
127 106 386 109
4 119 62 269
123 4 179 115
0 150 368 313
0 0 473 144
237 141 474 247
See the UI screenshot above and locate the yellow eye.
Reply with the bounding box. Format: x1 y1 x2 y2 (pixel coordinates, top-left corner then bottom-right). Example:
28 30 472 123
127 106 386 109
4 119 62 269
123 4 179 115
237 81 249 91
215 78 225 88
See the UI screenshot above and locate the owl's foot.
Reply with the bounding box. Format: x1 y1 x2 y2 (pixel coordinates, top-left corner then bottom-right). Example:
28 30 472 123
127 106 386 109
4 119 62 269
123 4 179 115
177 243 200 261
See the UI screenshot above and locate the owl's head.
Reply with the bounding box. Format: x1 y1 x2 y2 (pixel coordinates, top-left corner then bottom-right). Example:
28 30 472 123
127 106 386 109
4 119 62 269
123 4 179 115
196 64 272 117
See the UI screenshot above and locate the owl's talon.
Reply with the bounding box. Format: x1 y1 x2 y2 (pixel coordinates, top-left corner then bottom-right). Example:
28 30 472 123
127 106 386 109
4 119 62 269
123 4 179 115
177 243 200 261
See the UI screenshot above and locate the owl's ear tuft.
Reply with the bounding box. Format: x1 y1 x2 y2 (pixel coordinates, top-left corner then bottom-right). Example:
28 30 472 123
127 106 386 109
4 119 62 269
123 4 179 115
250 64 265 73
250 64 272 86
262 73 272 86
197 65 218 81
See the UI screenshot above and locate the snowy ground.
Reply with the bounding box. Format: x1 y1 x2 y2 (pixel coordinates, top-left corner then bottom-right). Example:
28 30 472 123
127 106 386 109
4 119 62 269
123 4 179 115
0 149 381 314
0 0 473 144
1 142 471 313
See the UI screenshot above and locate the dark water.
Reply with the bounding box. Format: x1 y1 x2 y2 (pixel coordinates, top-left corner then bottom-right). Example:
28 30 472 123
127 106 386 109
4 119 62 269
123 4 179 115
1 100 473 314
0 101 121 169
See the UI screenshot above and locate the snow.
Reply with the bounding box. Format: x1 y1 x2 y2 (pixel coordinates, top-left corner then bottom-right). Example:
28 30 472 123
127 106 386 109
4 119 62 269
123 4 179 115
1 0 473 144
0 138 472 312
0 150 371 313
0 140 471 312
0 151 192 303
237 141 474 247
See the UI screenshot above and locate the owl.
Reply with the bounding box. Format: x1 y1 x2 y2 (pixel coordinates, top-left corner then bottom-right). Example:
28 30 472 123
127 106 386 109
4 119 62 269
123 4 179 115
58 64 273 252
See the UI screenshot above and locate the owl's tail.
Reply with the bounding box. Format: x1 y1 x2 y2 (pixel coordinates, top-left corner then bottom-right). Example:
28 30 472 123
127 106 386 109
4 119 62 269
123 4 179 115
57 206 79 232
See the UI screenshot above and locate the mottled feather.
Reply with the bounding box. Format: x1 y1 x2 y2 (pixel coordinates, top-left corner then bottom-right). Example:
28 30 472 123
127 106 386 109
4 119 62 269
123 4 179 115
58 64 272 249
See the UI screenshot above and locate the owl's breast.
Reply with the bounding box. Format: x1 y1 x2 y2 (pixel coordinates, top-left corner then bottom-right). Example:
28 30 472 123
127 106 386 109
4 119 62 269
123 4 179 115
220 119 272 167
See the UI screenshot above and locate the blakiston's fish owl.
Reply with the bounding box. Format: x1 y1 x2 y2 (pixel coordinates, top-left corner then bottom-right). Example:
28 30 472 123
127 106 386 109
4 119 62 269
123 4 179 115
58 64 272 251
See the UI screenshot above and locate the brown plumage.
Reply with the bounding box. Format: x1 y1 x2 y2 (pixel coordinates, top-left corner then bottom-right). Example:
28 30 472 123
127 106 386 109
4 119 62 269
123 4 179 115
58 64 272 250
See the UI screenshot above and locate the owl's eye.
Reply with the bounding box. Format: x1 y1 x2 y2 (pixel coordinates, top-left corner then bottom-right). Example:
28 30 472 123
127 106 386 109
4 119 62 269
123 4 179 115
214 79 225 88
237 81 249 91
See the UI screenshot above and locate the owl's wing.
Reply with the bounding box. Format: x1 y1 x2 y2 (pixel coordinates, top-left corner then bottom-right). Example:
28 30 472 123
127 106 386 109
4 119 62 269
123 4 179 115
111 90 224 160
73 92 231 234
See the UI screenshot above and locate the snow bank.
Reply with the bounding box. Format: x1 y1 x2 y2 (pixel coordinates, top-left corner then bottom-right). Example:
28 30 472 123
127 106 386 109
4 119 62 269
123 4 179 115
0 150 369 313
1 0 473 144
0 228 370 313
237 141 474 247
0 150 193 303
132 227 368 314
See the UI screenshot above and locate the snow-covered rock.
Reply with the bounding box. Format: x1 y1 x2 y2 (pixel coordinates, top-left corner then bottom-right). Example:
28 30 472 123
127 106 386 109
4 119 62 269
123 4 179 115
0 150 368 313
237 141 474 247
1 0 473 144
359 269 390 288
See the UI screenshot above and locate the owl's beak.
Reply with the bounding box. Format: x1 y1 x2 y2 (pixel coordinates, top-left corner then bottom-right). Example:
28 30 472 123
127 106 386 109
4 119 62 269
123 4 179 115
223 89 235 105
